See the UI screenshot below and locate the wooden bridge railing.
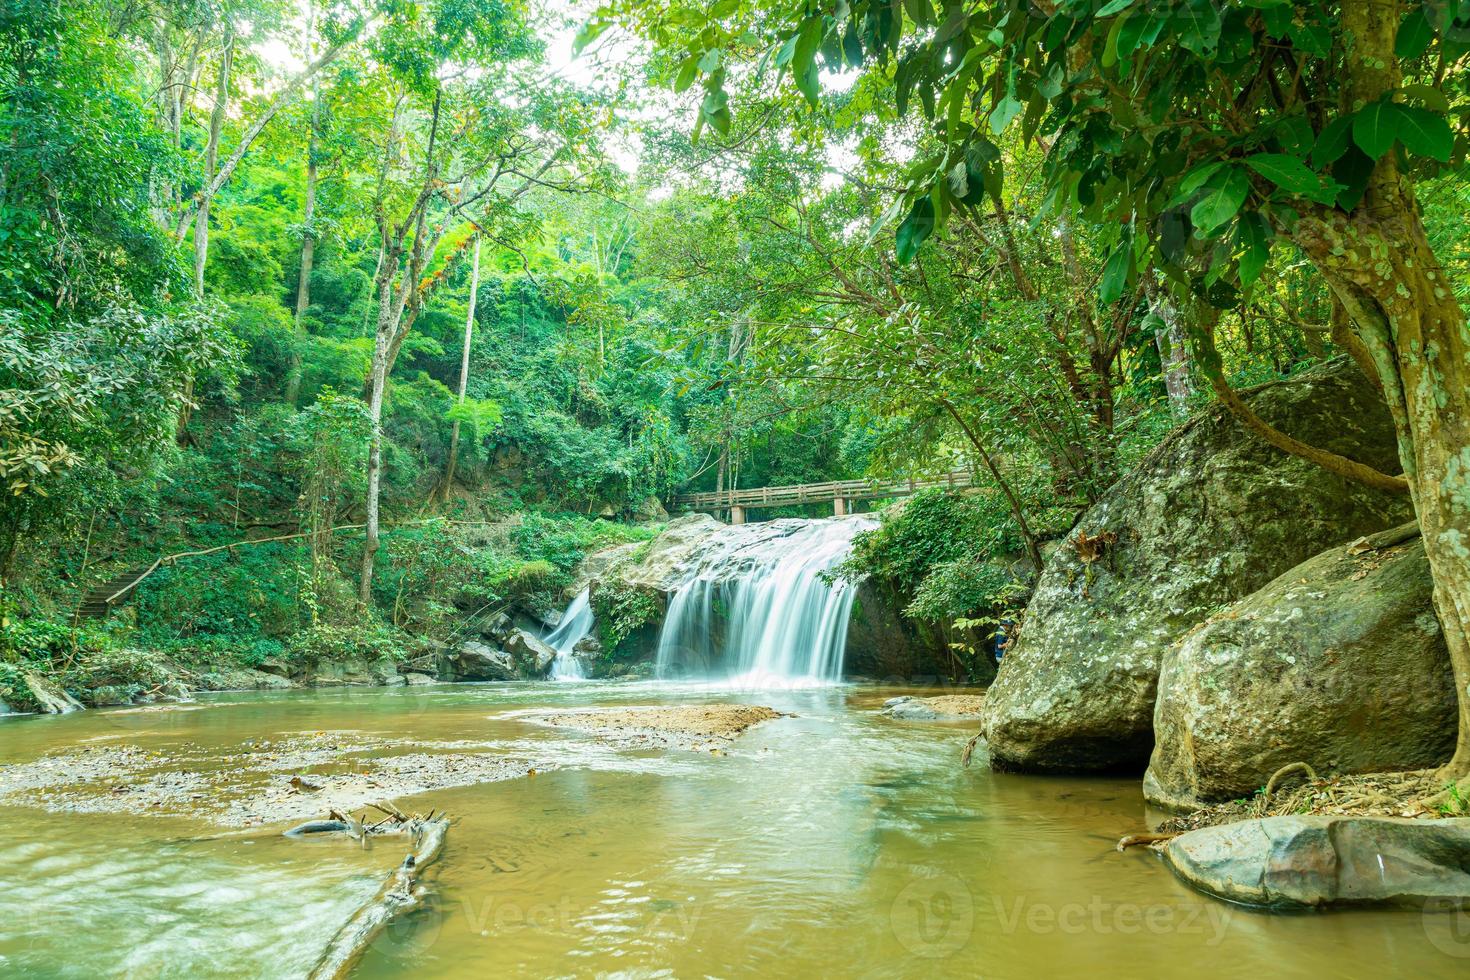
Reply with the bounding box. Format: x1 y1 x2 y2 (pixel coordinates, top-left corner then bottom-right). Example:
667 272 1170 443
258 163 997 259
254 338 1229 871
670 470 974 521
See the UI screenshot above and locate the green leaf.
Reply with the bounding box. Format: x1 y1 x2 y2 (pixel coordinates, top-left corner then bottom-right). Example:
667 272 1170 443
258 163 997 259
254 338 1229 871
1311 116 1353 168
1242 153 1335 203
673 57 699 93
989 91 1023 135
1098 241 1131 303
1095 0 1136 16
1395 7 1434 59
1234 212 1272 287
895 195 936 264
1352 100 1399 160
1391 104 1453 162
792 16 824 77
572 19 610 55
697 48 721 74
842 24 864 66
1190 166 1249 233
1399 83 1450 114
1174 0 1222 55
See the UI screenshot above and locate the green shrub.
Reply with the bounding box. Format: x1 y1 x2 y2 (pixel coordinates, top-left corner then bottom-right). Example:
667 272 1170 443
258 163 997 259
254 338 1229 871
591 579 660 658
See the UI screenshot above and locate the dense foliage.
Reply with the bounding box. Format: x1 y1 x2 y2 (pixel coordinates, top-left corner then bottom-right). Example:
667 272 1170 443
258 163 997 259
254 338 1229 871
4 0 1467 775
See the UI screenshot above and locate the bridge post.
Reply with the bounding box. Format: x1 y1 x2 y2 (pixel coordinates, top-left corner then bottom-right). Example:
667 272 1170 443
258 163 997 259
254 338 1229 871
730 505 747 525
833 497 847 517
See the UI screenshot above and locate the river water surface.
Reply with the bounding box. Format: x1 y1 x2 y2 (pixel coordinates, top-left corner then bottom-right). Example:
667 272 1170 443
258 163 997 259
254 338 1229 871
1 681 1463 977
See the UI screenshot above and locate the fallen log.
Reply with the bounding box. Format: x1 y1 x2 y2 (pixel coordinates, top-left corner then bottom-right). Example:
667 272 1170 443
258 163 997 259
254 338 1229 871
308 815 449 980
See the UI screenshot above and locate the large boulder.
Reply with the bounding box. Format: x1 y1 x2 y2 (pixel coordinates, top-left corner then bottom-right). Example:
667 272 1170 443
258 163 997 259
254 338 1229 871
504 628 557 678
1145 534 1454 809
23 673 83 714
444 641 516 681
983 358 1411 772
1164 815 1470 908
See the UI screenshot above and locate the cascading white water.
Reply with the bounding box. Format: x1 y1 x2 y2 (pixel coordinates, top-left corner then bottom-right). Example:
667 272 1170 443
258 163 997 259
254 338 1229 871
544 586 593 680
654 517 874 687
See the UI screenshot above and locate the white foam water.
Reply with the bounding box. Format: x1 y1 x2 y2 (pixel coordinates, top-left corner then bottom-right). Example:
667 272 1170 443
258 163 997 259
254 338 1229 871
653 517 874 687
545 586 594 681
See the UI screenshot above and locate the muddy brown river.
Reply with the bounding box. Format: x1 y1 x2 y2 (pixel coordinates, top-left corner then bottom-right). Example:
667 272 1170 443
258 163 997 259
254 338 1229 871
1 681 1465 976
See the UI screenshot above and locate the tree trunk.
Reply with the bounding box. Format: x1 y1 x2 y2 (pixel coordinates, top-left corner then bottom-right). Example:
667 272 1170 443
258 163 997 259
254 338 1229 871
439 235 480 502
358 277 395 606
286 10 320 408
1291 0 1470 780
193 31 233 296
1297 205 1470 779
1144 275 1194 416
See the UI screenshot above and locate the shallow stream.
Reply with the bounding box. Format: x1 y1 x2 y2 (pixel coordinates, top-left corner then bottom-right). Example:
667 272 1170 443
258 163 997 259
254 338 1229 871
0 681 1463 977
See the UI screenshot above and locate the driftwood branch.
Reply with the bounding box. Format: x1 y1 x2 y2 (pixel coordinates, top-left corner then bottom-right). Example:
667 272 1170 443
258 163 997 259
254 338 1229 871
1346 520 1421 555
308 815 449 980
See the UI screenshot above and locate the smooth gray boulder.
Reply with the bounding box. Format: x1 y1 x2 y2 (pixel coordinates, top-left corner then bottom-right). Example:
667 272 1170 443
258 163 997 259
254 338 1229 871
1165 815 1470 908
24 672 83 714
446 641 516 681
1145 534 1454 809
983 358 1410 773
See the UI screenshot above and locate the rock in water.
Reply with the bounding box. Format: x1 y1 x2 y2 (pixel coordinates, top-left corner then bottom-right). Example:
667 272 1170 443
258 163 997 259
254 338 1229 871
880 695 986 719
1164 816 1470 908
983 358 1410 772
1145 536 1454 809
24 673 83 714
447 641 516 681
504 629 557 678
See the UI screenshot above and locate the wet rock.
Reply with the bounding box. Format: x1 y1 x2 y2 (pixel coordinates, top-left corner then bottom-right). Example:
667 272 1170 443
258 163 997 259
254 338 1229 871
881 694 986 720
632 495 669 523
24 672 83 714
196 668 295 691
404 672 436 686
89 685 136 707
447 641 516 681
843 578 960 682
601 514 725 592
1164 815 1470 908
476 610 512 642
1146 535 1454 810
983 359 1410 773
504 629 556 678
572 635 602 674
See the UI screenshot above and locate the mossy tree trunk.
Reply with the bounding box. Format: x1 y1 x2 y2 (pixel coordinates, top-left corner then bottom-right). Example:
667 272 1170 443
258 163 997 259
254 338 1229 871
1292 0 1470 779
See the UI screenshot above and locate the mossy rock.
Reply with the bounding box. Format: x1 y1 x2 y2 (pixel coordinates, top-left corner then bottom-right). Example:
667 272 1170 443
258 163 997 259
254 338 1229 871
984 358 1412 773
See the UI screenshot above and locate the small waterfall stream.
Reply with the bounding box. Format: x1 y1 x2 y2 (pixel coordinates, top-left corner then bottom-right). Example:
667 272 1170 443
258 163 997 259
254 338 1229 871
544 586 593 680
654 517 875 686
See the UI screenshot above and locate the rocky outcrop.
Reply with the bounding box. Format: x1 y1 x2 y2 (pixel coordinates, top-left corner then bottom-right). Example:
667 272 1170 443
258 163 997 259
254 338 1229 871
443 641 517 681
504 628 556 678
1145 533 1454 809
983 358 1411 773
196 668 296 691
23 672 83 714
1164 815 1470 908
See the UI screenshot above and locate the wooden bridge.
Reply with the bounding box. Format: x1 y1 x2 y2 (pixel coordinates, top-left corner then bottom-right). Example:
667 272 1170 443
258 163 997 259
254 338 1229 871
670 471 974 524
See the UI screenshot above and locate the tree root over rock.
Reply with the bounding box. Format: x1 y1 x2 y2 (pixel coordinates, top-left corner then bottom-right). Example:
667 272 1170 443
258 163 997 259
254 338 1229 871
307 808 450 980
1156 768 1468 836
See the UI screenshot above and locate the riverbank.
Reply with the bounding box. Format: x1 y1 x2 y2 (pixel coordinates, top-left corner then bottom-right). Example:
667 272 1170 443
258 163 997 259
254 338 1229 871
3 681 1462 976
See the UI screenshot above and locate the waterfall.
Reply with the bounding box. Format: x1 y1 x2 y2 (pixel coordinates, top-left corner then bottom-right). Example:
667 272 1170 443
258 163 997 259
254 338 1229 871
654 517 874 687
545 586 594 680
